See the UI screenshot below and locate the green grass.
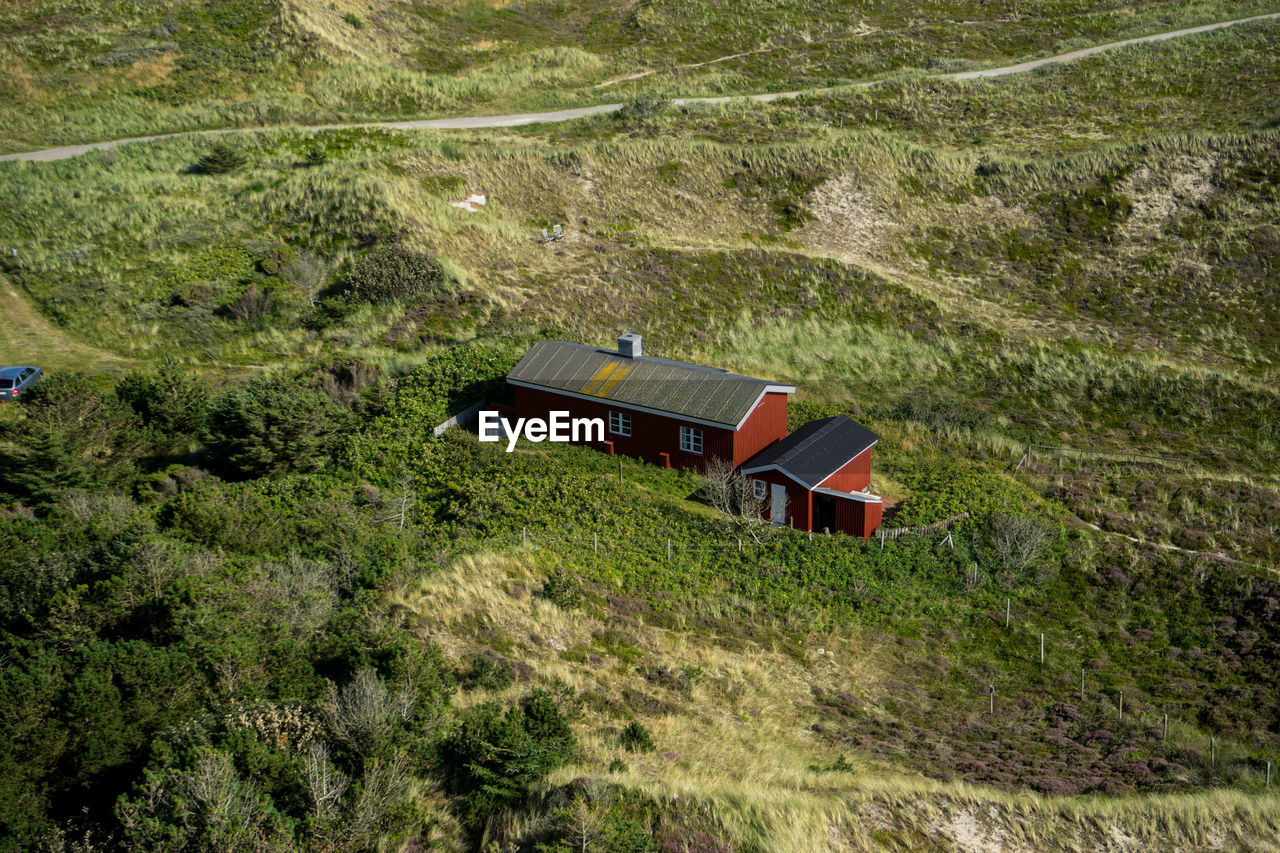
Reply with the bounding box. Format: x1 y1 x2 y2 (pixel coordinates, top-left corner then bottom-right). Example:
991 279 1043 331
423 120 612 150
2 7 1279 847
546 18 1280 155
1 0 1277 149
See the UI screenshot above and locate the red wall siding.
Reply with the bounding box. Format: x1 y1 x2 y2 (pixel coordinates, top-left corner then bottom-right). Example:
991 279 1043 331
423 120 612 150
511 386 735 471
817 447 872 493
833 498 860 538
862 500 883 538
732 392 789 466
744 470 811 531
832 497 882 539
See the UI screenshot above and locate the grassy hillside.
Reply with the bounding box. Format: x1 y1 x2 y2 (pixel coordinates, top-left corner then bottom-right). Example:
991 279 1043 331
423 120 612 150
1 8 1278 853
1 0 1277 149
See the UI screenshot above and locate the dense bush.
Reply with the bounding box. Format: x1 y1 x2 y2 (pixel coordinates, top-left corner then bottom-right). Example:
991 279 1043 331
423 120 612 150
436 689 577 824
0 373 145 505
892 459 1036 527
116 357 209 436
619 721 656 753
540 566 583 609
205 378 351 478
344 245 449 304
615 97 671 125
226 283 273 324
461 652 516 691
169 246 256 286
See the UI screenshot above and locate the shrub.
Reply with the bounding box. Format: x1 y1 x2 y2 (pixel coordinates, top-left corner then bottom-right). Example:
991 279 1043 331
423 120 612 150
540 567 583 609
115 357 208 437
170 247 255 286
987 513 1051 572
618 721 655 753
283 251 330 307
305 296 352 330
614 98 671 124
204 378 351 478
435 689 576 824
258 246 295 276
461 652 515 692
344 245 448 304
0 373 144 504
226 284 272 324
303 146 328 167
195 141 248 175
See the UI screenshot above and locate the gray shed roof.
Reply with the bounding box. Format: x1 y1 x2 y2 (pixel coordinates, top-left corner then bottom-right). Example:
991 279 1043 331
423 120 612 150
507 340 794 428
741 415 879 487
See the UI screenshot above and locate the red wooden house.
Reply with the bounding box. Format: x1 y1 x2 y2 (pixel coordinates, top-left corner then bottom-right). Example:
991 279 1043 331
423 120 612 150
506 333 794 470
504 334 883 538
739 416 883 539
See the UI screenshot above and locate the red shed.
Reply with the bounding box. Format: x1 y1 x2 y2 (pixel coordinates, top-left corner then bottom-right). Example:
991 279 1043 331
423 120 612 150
504 334 794 470
740 416 883 538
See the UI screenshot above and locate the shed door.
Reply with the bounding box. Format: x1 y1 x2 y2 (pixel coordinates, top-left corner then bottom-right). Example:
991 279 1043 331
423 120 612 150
770 483 787 526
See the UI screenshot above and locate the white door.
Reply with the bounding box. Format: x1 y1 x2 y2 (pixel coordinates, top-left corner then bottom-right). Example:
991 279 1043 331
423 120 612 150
770 483 787 526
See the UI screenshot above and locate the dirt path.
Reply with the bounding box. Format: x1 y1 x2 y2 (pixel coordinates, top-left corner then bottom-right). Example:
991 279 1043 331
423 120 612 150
596 47 774 88
1 11 1277 162
0 277 132 372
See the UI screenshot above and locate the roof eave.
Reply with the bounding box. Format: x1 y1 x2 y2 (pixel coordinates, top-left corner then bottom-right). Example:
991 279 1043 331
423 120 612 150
731 385 796 431
743 438 879 490
813 439 880 488
507 378 741 430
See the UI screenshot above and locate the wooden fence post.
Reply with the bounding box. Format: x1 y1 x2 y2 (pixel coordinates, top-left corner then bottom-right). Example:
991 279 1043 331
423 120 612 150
1268 761 1272 787
666 539 671 562
989 684 994 714
1040 633 1044 664
1005 599 1010 628
522 527 527 546
1118 692 1124 721
594 533 598 555
1163 714 1168 740
1081 668 1085 701
1211 737 1216 768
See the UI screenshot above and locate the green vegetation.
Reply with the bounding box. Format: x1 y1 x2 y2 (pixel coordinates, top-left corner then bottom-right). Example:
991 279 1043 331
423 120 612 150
1 0 1277 150
1 4 1279 851
1 338 1276 848
194 140 248 175
343 244 450 304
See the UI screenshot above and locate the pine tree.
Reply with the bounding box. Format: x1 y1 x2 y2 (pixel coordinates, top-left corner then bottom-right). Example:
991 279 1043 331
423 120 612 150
195 141 248 175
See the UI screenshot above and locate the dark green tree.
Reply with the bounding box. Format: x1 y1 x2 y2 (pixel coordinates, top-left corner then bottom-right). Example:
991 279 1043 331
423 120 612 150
0 373 143 505
195 141 248 175
435 689 576 825
205 378 350 478
116 356 209 437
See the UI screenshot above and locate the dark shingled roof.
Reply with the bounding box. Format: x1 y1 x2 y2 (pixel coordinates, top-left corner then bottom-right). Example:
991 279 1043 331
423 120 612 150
741 416 879 487
507 340 793 427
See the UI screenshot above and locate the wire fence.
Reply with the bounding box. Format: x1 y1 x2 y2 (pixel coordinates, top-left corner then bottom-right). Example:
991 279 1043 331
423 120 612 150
456 518 965 563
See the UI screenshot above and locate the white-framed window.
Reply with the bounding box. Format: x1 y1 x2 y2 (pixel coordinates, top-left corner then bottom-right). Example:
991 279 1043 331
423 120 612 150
609 410 632 436
753 479 767 500
679 425 703 455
